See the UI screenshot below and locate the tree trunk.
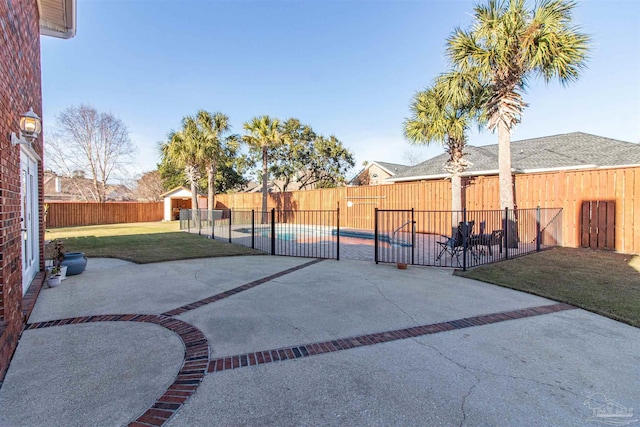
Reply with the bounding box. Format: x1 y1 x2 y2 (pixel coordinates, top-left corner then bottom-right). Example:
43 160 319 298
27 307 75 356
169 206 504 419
207 161 216 212
190 179 199 210
190 176 199 227
498 121 518 248
101 181 108 203
451 173 462 226
261 145 268 215
93 178 103 203
498 121 514 210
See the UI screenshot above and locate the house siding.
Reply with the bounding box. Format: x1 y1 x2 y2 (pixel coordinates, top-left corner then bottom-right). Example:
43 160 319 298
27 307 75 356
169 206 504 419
352 164 393 186
0 0 44 380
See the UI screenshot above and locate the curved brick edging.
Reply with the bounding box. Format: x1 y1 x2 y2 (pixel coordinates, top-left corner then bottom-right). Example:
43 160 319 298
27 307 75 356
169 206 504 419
18 259 326 426
26 314 209 427
18 262 574 425
206 303 577 373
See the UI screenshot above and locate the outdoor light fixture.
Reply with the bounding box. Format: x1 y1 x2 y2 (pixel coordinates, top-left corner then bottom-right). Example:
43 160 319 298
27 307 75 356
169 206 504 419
11 108 42 146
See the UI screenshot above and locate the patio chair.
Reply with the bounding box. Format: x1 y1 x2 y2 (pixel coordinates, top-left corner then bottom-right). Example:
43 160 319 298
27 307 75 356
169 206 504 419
435 221 476 266
470 222 504 256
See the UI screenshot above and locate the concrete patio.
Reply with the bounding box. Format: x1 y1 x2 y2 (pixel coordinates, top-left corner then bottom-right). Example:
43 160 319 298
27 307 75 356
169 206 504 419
1 255 638 426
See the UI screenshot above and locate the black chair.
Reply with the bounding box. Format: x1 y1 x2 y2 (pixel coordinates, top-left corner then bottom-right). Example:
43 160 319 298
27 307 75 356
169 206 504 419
471 223 504 256
436 221 476 266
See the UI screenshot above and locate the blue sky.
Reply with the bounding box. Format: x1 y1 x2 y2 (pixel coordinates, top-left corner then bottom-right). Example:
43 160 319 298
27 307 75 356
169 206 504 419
41 0 640 179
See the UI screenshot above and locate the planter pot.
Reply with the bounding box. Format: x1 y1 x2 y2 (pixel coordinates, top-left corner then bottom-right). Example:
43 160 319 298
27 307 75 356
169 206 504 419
59 265 68 280
47 275 61 288
61 252 88 276
397 262 408 270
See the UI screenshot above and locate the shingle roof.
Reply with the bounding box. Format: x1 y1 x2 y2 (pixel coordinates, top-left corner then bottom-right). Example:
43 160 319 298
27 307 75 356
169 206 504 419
389 132 640 181
374 161 410 175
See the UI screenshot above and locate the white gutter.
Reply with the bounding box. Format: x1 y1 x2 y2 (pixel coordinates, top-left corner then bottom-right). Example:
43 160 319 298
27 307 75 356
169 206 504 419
386 164 602 182
387 169 502 182
595 164 640 170
519 165 596 173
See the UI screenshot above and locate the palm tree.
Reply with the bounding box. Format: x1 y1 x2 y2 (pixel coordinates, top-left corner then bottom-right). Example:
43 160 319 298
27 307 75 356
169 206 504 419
162 117 206 212
447 0 590 210
404 72 485 217
242 116 286 214
195 111 238 211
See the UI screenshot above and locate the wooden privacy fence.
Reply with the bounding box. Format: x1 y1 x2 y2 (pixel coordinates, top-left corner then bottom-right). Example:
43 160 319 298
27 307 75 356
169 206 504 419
215 166 639 254
46 202 164 227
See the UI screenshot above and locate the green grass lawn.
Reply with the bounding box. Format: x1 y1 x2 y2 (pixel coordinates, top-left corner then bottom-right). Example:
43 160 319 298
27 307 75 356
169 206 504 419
456 247 640 328
46 222 263 264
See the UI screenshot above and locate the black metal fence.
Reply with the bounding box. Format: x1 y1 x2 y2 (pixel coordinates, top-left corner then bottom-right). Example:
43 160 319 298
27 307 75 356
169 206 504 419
180 208 340 259
374 207 563 270
180 207 562 269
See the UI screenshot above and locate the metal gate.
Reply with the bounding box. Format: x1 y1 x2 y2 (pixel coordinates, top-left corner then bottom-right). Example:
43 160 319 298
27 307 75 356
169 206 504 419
374 209 415 265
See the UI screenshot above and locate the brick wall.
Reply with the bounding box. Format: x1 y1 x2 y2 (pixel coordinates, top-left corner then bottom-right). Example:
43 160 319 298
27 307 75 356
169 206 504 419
0 0 43 381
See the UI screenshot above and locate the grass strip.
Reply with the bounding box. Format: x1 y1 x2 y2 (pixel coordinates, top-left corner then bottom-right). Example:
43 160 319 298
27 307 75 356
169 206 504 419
456 247 640 328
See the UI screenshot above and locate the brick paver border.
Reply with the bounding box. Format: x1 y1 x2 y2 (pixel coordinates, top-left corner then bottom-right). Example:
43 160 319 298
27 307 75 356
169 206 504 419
162 258 324 317
18 259 577 426
26 315 208 427
19 258 325 426
207 303 577 374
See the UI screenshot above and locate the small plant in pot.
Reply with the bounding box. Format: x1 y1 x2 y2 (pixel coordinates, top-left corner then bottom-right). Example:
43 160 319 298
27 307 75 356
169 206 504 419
47 239 68 281
47 267 62 288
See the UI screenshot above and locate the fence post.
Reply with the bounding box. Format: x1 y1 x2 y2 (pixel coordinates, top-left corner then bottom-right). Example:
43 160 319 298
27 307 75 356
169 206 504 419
462 208 467 271
198 209 202 236
374 208 379 264
271 208 276 255
411 208 415 265
228 209 232 243
504 208 509 260
536 206 541 252
251 209 255 249
187 209 190 233
336 203 340 261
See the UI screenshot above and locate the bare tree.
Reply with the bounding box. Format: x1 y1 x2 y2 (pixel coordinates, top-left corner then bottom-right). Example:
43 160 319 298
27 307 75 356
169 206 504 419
45 105 136 202
402 149 424 166
133 170 165 202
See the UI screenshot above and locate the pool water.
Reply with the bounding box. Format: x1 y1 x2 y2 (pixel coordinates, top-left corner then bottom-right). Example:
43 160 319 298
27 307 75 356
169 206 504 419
234 226 411 247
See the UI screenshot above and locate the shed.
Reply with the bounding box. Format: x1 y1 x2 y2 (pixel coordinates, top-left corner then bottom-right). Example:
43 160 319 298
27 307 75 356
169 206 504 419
160 186 207 221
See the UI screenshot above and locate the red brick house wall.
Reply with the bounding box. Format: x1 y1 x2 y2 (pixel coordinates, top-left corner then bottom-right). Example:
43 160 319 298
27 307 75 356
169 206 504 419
0 0 44 380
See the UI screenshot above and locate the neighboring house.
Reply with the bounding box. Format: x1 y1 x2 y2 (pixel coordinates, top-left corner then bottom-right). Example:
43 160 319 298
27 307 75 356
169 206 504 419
43 172 134 202
387 132 640 183
0 0 76 380
241 181 261 193
160 187 207 221
349 161 410 186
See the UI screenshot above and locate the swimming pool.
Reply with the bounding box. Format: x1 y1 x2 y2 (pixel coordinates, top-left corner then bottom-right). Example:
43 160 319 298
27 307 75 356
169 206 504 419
233 225 411 246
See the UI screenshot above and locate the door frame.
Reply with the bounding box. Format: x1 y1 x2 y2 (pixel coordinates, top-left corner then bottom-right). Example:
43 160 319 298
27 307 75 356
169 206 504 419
20 144 41 295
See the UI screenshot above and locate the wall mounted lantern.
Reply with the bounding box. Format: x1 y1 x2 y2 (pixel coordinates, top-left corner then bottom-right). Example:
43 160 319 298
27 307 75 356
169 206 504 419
11 108 42 146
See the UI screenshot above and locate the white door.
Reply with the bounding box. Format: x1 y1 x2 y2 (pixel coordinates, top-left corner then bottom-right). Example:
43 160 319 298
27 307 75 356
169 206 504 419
21 149 39 294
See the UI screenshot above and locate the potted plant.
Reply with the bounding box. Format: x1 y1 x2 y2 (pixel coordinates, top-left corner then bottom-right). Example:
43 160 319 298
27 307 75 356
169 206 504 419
47 267 62 288
48 239 68 280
